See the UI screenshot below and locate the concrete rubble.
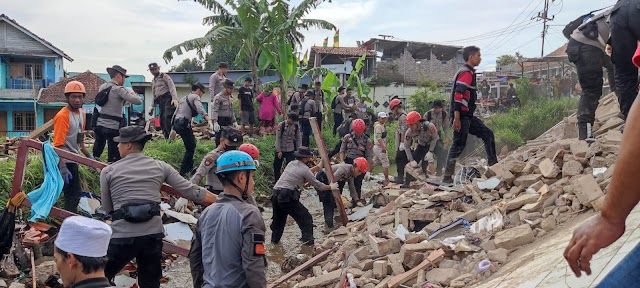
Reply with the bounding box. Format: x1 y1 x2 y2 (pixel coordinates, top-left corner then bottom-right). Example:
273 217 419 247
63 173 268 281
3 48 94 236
276 93 623 288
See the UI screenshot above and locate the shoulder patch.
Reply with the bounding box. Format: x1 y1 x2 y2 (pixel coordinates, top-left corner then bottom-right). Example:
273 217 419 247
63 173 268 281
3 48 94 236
253 233 265 256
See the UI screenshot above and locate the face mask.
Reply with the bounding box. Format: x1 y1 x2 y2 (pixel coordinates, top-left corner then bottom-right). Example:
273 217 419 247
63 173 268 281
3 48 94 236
225 144 237 151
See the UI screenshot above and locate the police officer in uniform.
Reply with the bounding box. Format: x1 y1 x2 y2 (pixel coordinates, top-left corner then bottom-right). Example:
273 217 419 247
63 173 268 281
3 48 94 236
403 111 440 187
390 99 408 184
288 84 307 112
423 100 450 176
100 126 216 288
300 91 317 147
190 151 266 288
271 147 338 245
274 113 302 181
191 128 243 195
148 63 178 139
313 81 326 131
212 79 237 146
172 82 211 176
339 119 373 207
314 158 368 229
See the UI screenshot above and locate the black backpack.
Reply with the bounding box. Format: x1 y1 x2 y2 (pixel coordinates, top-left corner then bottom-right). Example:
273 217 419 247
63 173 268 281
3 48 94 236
95 86 113 106
426 110 447 124
331 96 339 109
300 98 311 116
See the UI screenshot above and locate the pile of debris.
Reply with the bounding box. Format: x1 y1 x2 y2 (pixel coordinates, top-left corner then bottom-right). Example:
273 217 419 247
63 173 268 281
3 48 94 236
275 94 622 288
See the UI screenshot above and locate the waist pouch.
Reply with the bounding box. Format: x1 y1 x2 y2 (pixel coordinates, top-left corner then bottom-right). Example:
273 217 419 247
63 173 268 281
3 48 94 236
218 116 233 126
173 117 191 130
272 188 300 203
112 201 161 223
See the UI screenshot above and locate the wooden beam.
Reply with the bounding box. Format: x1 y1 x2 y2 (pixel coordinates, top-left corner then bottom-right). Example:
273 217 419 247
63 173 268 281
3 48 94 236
387 249 445 288
267 248 334 288
309 117 349 226
26 119 53 140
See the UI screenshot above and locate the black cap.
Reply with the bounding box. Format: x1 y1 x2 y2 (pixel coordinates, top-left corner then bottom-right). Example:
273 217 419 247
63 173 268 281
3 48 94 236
306 91 315 97
432 99 444 108
346 87 353 91
192 82 206 92
244 77 253 82
294 147 314 158
223 79 235 89
301 84 309 90
219 62 229 68
106 65 129 78
221 127 243 147
315 81 322 86
338 86 346 92
148 63 160 70
114 126 151 143
287 112 299 121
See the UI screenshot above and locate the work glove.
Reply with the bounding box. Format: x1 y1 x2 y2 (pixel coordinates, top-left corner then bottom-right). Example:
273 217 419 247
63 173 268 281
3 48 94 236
329 182 339 190
171 99 179 108
174 197 189 213
364 172 371 181
213 122 221 132
208 119 214 131
317 161 324 169
254 160 260 168
425 151 434 162
399 145 405 151
410 160 419 168
59 164 72 185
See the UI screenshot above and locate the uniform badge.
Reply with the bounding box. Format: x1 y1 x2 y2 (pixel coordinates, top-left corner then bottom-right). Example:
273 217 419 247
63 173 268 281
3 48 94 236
252 233 265 256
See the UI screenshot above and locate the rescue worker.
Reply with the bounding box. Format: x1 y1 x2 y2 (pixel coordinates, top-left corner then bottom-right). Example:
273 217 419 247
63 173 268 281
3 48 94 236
288 84 307 112
274 113 302 182
390 99 409 184
566 9 616 140
54 80 94 213
339 119 373 207
212 79 237 146
93 65 142 163
403 111 440 187
315 158 367 229
191 127 243 195
271 147 338 245
313 81 326 131
423 100 450 176
238 77 255 137
609 1 640 119
332 86 346 135
148 62 178 139
444 46 497 184
101 126 216 288
373 112 390 186
341 88 356 118
54 216 113 288
328 115 354 159
208 62 228 107
190 151 266 288
300 91 317 147
172 82 212 176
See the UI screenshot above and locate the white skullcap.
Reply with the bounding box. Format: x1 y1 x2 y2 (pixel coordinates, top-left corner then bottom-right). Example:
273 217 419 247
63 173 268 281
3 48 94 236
55 216 112 257
378 112 389 118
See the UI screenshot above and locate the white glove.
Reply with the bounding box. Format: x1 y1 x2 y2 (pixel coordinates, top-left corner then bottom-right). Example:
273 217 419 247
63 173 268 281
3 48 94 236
410 160 419 168
213 122 221 132
364 172 371 181
425 151 434 162
208 120 214 131
329 182 339 190
254 160 260 167
171 99 179 108
317 161 324 169
399 145 405 151
174 198 189 213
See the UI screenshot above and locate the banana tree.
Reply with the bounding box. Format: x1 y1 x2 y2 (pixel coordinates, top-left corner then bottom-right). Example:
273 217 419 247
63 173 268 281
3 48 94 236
346 52 373 102
163 0 268 88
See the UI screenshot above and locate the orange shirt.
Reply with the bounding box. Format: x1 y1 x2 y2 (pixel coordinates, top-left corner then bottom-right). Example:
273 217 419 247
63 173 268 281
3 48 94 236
53 106 86 149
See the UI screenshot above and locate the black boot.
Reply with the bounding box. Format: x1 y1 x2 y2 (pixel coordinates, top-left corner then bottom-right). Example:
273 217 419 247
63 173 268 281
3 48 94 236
578 122 588 141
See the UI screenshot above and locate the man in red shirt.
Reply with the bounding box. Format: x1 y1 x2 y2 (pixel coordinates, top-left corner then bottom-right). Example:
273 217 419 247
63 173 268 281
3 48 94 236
443 46 497 184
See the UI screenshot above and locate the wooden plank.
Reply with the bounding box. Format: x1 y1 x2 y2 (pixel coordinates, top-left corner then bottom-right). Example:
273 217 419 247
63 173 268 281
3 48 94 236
267 248 334 288
387 249 445 288
309 117 349 226
26 119 53 140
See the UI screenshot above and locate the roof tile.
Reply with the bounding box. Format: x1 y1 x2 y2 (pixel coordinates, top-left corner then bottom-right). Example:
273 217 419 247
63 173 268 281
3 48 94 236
38 71 106 104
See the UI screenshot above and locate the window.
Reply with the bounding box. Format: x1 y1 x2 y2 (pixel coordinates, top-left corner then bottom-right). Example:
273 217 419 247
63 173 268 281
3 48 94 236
13 111 35 131
24 64 43 80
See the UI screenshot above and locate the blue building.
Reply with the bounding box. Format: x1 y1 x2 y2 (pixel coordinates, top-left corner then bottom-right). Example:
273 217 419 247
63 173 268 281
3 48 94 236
0 14 73 137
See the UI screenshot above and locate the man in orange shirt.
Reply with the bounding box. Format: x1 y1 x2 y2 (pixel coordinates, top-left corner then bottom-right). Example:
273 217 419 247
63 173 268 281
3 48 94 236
53 80 94 212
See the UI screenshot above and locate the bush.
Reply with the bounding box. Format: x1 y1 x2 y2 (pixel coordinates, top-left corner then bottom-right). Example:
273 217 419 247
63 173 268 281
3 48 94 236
408 80 448 113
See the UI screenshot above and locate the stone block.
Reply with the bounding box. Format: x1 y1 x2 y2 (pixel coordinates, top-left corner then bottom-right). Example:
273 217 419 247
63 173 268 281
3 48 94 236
400 242 432 266
480 240 496 251
488 248 509 263
539 159 560 178
390 261 405 276
33 261 57 284
368 233 402 256
541 216 557 232
425 268 460 286
504 160 526 174
8 284 24 288
505 193 539 212
591 195 606 211
570 140 589 158
373 260 389 279
298 269 343 288
514 174 542 188
428 191 463 202
499 171 516 186
352 247 370 261
494 224 535 249
461 209 478 222
544 143 564 160
562 160 584 177
408 209 439 221
395 208 409 229
357 259 375 271
423 222 441 234
575 175 605 206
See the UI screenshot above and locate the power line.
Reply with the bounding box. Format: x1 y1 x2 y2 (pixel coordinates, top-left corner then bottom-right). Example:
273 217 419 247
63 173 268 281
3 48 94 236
534 0 555 56
484 22 539 54
484 0 545 53
484 0 543 51
440 19 536 43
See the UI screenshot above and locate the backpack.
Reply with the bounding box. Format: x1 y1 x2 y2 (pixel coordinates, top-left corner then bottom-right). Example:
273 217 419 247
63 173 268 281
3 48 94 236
331 96 339 109
337 118 353 137
95 86 113 107
288 92 300 106
426 110 447 124
300 98 311 116
279 122 299 150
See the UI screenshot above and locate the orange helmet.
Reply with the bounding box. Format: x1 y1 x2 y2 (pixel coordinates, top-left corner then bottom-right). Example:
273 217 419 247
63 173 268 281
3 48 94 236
239 144 260 160
406 111 422 125
389 99 402 110
352 119 366 133
64 81 86 95
353 157 369 173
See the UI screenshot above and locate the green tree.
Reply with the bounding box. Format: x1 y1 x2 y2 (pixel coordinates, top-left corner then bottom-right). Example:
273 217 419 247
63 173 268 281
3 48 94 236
203 42 251 70
408 79 447 113
169 58 203 72
496 52 523 66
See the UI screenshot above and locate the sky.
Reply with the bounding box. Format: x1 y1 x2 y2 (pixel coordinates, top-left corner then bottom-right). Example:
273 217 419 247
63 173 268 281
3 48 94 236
0 0 617 77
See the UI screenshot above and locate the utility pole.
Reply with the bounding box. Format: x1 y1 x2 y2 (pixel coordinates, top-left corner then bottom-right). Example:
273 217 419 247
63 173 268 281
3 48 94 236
533 0 555 57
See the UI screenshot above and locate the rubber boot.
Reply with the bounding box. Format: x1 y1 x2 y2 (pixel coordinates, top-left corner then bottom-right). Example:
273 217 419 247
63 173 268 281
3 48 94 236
578 122 588 141
585 123 596 144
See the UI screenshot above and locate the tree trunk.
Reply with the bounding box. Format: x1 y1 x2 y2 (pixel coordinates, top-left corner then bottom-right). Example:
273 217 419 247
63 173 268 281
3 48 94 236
280 76 288 115
251 54 261 93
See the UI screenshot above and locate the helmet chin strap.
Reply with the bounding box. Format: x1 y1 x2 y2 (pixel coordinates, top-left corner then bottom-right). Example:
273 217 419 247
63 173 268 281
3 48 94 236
221 171 251 201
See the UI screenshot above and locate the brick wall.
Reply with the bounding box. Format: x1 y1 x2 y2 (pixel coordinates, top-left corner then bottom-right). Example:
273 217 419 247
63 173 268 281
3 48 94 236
375 48 460 84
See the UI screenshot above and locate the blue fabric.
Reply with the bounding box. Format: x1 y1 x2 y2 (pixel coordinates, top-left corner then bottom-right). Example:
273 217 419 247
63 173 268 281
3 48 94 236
597 243 640 287
27 141 64 222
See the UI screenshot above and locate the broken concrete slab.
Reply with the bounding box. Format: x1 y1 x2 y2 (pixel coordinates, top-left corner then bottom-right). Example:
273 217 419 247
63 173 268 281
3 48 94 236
494 224 535 250
368 233 402 256
373 260 389 279
513 174 542 188
408 209 439 222
427 191 463 202
425 268 460 286
562 160 584 177
298 269 343 287
544 143 564 160
570 140 589 158
488 248 510 263
541 217 557 232
595 117 624 136
505 193 539 212
504 160 527 174
539 158 560 178
477 178 501 190
575 175 605 207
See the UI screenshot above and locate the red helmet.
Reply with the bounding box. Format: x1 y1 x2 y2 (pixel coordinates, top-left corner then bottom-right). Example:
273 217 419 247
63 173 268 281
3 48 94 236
352 119 366 133
389 99 402 110
406 111 423 125
353 157 369 173
238 144 260 160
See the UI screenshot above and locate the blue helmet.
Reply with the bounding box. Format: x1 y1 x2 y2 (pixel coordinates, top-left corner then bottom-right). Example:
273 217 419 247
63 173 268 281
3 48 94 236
216 151 256 174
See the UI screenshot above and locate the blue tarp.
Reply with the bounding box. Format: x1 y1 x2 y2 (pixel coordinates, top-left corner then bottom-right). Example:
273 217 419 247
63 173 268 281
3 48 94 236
27 141 64 222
